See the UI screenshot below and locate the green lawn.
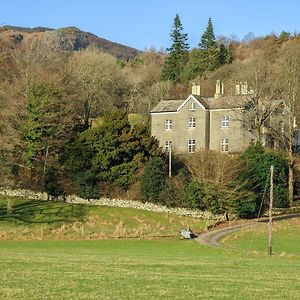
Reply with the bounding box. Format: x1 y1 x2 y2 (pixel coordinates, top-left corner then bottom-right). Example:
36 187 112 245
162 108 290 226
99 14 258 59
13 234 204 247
0 197 299 299
0 239 299 299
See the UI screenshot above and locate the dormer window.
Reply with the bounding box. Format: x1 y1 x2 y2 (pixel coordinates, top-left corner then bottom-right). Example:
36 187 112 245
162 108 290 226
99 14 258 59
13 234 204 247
221 116 229 128
165 119 172 130
189 102 196 111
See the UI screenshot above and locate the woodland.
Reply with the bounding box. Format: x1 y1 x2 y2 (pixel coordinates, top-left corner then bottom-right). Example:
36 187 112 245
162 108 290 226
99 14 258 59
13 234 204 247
1 16 300 218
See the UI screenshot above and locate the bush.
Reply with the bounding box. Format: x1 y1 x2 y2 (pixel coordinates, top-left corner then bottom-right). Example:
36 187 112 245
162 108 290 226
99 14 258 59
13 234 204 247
219 183 258 218
201 184 223 214
43 167 63 197
159 185 184 207
184 181 205 210
75 171 99 199
239 143 289 209
140 157 166 202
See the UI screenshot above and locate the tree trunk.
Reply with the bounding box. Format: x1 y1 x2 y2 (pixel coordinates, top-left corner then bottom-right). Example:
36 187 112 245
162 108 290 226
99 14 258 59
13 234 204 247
255 127 262 143
6 191 12 216
288 158 294 206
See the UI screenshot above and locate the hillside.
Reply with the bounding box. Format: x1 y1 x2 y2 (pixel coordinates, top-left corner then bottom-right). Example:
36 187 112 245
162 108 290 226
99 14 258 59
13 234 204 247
0 25 140 60
0 196 208 240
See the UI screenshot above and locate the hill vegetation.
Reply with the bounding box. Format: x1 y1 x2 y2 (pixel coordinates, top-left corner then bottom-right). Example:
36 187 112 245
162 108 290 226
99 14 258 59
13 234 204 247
0 196 208 240
0 25 140 60
1 17 300 219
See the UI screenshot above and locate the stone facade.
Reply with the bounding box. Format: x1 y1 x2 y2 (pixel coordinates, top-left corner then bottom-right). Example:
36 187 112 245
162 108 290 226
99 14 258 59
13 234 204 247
151 96 210 152
151 83 254 153
209 109 253 153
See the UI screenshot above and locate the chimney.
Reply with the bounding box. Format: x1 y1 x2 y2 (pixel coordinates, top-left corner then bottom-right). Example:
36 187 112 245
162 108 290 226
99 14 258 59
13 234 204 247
241 82 248 95
235 82 248 95
235 82 241 95
192 83 201 96
215 80 224 98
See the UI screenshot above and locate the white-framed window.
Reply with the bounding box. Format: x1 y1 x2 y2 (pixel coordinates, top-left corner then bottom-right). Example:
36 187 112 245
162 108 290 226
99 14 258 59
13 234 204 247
165 141 172 152
188 117 196 128
221 138 229 152
188 139 196 153
165 119 172 130
189 102 196 111
221 116 229 128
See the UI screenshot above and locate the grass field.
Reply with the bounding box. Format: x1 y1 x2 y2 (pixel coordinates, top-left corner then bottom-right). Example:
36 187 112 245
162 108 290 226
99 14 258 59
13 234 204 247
0 197 207 240
0 197 299 299
0 239 300 299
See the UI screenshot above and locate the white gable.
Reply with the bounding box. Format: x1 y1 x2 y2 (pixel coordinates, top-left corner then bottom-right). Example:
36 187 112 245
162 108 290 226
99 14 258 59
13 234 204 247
177 95 206 112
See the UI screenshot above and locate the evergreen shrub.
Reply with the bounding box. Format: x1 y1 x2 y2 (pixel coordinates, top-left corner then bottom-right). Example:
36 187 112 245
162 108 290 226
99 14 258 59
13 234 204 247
140 157 166 202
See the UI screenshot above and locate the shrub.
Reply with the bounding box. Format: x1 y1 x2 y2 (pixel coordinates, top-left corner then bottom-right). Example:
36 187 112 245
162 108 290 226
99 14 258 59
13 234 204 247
140 157 166 202
43 167 63 197
184 181 205 210
239 143 289 209
159 185 184 207
202 184 223 214
75 171 99 199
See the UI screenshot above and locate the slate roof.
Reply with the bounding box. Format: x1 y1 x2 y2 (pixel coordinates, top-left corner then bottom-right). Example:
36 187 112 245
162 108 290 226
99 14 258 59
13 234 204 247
150 99 184 113
150 94 245 113
204 95 245 109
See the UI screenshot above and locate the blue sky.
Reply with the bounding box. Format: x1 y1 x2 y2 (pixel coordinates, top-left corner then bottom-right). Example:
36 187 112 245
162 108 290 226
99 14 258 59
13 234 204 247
1 0 300 50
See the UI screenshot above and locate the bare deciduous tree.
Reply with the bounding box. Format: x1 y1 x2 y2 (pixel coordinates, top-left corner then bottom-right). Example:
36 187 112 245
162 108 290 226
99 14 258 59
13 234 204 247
278 43 300 205
67 47 130 127
233 54 281 143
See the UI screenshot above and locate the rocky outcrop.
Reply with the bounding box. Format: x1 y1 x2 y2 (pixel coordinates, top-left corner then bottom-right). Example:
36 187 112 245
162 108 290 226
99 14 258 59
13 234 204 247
0 25 140 61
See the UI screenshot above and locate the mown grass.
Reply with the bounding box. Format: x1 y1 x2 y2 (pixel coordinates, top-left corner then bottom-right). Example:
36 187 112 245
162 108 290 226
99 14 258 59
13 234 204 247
1 197 299 299
0 239 299 299
0 197 208 240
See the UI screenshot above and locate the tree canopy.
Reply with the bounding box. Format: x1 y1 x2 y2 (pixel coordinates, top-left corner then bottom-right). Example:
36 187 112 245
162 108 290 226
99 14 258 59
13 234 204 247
161 14 189 82
199 17 217 49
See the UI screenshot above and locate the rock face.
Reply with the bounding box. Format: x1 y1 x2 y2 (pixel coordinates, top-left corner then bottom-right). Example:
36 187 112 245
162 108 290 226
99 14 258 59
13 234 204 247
0 25 140 61
10 33 23 43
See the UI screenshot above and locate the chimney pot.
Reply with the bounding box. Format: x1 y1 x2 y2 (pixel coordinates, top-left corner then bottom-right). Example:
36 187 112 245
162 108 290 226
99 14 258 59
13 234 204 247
192 83 201 96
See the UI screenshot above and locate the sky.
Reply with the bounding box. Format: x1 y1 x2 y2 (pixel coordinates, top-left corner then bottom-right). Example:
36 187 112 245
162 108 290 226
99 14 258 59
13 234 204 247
1 0 300 50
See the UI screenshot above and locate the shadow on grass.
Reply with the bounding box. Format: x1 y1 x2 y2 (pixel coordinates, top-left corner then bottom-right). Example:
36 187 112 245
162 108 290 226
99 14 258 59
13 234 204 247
0 200 86 224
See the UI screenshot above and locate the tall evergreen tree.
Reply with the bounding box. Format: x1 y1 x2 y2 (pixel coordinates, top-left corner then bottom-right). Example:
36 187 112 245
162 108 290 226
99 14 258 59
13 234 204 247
161 14 189 82
183 17 232 80
199 17 217 49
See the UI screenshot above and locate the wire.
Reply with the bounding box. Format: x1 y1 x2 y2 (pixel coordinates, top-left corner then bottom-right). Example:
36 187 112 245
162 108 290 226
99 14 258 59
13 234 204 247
246 170 271 254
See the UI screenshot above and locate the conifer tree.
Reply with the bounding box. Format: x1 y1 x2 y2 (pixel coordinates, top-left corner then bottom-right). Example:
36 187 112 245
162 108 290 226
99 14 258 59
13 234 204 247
199 17 217 49
161 14 189 82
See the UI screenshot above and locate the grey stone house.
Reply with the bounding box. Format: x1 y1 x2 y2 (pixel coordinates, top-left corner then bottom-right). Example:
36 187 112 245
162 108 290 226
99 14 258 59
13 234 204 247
150 82 255 153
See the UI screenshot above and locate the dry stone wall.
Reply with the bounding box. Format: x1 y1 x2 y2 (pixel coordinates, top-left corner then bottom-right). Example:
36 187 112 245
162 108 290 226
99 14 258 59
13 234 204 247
0 188 224 220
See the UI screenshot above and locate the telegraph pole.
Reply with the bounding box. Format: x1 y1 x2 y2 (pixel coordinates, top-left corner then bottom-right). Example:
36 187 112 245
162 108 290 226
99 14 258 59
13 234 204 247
169 144 172 178
268 165 274 256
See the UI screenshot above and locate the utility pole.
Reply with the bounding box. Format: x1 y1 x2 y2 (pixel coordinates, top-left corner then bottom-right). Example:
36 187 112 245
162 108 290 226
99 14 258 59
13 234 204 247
168 144 172 178
268 165 274 256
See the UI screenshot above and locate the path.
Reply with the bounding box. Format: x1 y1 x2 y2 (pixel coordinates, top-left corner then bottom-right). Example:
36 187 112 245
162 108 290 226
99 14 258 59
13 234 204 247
195 222 258 247
195 213 300 248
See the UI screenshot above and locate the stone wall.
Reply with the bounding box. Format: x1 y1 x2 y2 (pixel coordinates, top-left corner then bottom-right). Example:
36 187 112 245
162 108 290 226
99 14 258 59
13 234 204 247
0 188 224 220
